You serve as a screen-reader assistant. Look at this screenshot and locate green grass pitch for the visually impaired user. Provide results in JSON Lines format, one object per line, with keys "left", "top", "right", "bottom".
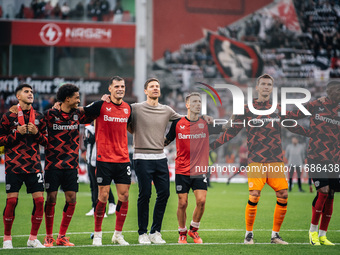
{"left": 0, "top": 182, "right": 339, "bottom": 254}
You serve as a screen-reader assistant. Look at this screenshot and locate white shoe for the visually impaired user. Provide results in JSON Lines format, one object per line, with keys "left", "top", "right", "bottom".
{"left": 149, "top": 231, "right": 166, "bottom": 244}
{"left": 86, "top": 208, "right": 94, "bottom": 216}
{"left": 92, "top": 232, "right": 102, "bottom": 246}
{"left": 3, "top": 240, "right": 13, "bottom": 249}
{"left": 27, "top": 239, "right": 45, "bottom": 248}
{"left": 138, "top": 233, "right": 151, "bottom": 244}
{"left": 112, "top": 233, "right": 129, "bottom": 245}
{"left": 104, "top": 213, "right": 108, "bottom": 218}
{"left": 108, "top": 203, "right": 116, "bottom": 215}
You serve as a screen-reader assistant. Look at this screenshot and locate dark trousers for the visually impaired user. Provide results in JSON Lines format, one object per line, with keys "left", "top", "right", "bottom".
{"left": 288, "top": 165, "right": 302, "bottom": 190}
{"left": 134, "top": 158, "right": 170, "bottom": 235}
{"left": 87, "top": 164, "right": 115, "bottom": 208}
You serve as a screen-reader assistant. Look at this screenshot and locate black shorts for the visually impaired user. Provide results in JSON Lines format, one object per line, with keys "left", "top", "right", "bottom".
{"left": 96, "top": 161, "right": 131, "bottom": 186}
{"left": 45, "top": 169, "right": 79, "bottom": 192}
{"left": 308, "top": 158, "right": 340, "bottom": 191}
{"left": 6, "top": 173, "right": 44, "bottom": 194}
{"left": 175, "top": 174, "right": 207, "bottom": 194}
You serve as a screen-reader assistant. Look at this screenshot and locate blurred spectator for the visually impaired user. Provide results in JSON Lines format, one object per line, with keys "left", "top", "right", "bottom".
{"left": 52, "top": 3, "right": 61, "bottom": 19}
{"left": 43, "top": 1, "right": 53, "bottom": 18}
{"left": 15, "top": 4, "right": 25, "bottom": 19}
{"left": 164, "top": 49, "right": 172, "bottom": 64}
{"left": 87, "top": 0, "right": 96, "bottom": 18}
{"left": 100, "top": 0, "right": 110, "bottom": 15}
{"left": 74, "top": 1, "right": 85, "bottom": 19}
{"left": 113, "top": 0, "right": 123, "bottom": 23}
{"left": 61, "top": 2, "right": 71, "bottom": 20}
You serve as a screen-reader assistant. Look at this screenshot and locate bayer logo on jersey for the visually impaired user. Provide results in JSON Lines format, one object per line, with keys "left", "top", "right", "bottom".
{"left": 176, "top": 185, "right": 182, "bottom": 191}
{"left": 124, "top": 108, "right": 129, "bottom": 114}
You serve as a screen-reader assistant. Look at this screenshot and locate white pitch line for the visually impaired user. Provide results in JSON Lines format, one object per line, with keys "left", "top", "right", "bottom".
{"left": 2, "top": 242, "right": 340, "bottom": 250}
{"left": 2, "top": 229, "right": 339, "bottom": 238}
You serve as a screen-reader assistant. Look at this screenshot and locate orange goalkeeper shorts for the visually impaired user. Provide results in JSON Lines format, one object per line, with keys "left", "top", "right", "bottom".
{"left": 247, "top": 162, "right": 288, "bottom": 192}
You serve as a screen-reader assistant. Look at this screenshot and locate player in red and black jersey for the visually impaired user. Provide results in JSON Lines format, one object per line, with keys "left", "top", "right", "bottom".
{"left": 210, "top": 74, "right": 309, "bottom": 244}
{"left": 0, "top": 84, "right": 47, "bottom": 249}
{"left": 164, "top": 93, "right": 224, "bottom": 244}
{"left": 43, "top": 84, "right": 94, "bottom": 247}
{"left": 286, "top": 81, "right": 340, "bottom": 246}
{"left": 84, "top": 76, "right": 132, "bottom": 246}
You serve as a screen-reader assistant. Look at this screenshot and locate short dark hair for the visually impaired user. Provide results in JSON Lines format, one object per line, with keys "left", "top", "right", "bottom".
{"left": 185, "top": 92, "right": 201, "bottom": 103}
{"left": 144, "top": 78, "right": 160, "bottom": 90}
{"left": 326, "top": 81, "right": 340, "bottom": 88}
{"left": 256, "top": 74, "right": 274, "bottom": 86}
{"left": 15, "top": 84, "right": 32, "bottom": 96}
{"left": 57, "top": 83, "right": 79, "bottom": 102}
{"left": 110, "top": 76, "right": 124, "bottom": 85}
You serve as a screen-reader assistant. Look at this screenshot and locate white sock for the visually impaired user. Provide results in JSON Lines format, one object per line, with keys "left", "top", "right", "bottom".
{"left": 114, "top": 230, "right": 122, "bottom": 236}
{"left": 178, "top": 226, "right": 187, "bottom": 233}
{"left": 319, "top": 230, "right": 326, "bottom": 237}
{"left": 245, "top": 231, "right": 253, "bottom": 238}
{"left": 309, "top": 224, "right": 318, "bottom": 232}
{"left": 271, "top": 231, "right": 279, "bottom": 238}
{"left": 190, "top": 221, "right": 200, "bottom": 229}
{"left": 94, "top": 231, "right": 102, "bottom": 238}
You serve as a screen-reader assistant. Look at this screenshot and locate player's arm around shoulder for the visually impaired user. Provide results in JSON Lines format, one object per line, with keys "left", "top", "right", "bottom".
{"left": 164, "top": 118, "right": 180, "bottom": 146}
{"left": 0, "top": 111, "right": 23, "bottom": 147}
{"left": 83, "top": 100, "right": 104, "bottom": 118}
{"left": 33, "top": 111, "right": 48, "bottom": 146}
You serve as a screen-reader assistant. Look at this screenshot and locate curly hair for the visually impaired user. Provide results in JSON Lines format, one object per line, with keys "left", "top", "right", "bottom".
{"left": 57, "top": 83, "right": 79, "bottom": 102}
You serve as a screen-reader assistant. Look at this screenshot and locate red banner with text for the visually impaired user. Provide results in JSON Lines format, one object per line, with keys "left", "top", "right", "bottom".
{"left": 11, "top": 21, "right": 135, "bottom": 48}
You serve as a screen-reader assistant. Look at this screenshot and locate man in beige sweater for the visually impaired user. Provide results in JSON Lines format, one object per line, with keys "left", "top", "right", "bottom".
{"left": 129, "top": 78, "right": 182, "bottom": 244}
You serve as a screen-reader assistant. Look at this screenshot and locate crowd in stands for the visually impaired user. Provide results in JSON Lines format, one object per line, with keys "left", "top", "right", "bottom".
{"left": 157, "top": 0, "right": 340, "bottom": 97}
{"left": 0, "top": 0, "right": 133, "bottom": 23}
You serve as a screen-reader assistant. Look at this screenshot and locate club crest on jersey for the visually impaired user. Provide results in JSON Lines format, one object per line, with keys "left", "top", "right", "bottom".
{"left": 35, "top": 119, "right": 39, "bottom": 125}
{"left": 318, "top": 107, "right": 325, "bottom": 112}
{"left": 106, "top": 107, "right": 111, "bottom": 112}
{"left": 73, "top": 115, "right": 78, "bottom": 121}
{"left": 124, "top": 108, "right": 128, "bottom": 114}
{"left": 198, "top": 123, "right": 204, "bottom": 129}
{"left": 180, "top": 125, "right": 185, "bottom": 129}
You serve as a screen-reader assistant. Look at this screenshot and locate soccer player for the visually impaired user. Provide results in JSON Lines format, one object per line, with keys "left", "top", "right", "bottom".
{"left": 285, "top": 81, "right": 340, "bottom": 246}
{"left": 210, "top": 74, "right": 308, "bottom": 244}
{"left": 84, "top": 76, "right": 131, "bottom": 246}
{"left": 84, "top": 123, "right": 116, "bottom": 217}
{"left": 164, "top": 92, "right": 224, "bottom": 244}
{"left": 129, "top": 78, "right": 182, "bottom": 244}
{"left": 285, "top": 136, "right": 306, "bottom": 192}
{"left": 43, "top": 84, "right": 94, "bottom": 247}
{"left": 0, "top": 84, "right": 47, "bottom": 249}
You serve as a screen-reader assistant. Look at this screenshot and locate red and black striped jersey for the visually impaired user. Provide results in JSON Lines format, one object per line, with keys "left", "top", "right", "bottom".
{"left": 84, "top": 100, "right": 131, "bottom": 163}
{"left": 166, "top": 117, "right": 222, "bottom": 176}
{"left": 0, "top": 110, "right": 47, "bottom": 174}
{"left": 210, "top": 99, "right": 308, "bottom": 164}
{"left": 44, "top": 108, "right": 94, "bottom": 171}
{"left": 286, "top": 97, "right": 340, "bottom": 162}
